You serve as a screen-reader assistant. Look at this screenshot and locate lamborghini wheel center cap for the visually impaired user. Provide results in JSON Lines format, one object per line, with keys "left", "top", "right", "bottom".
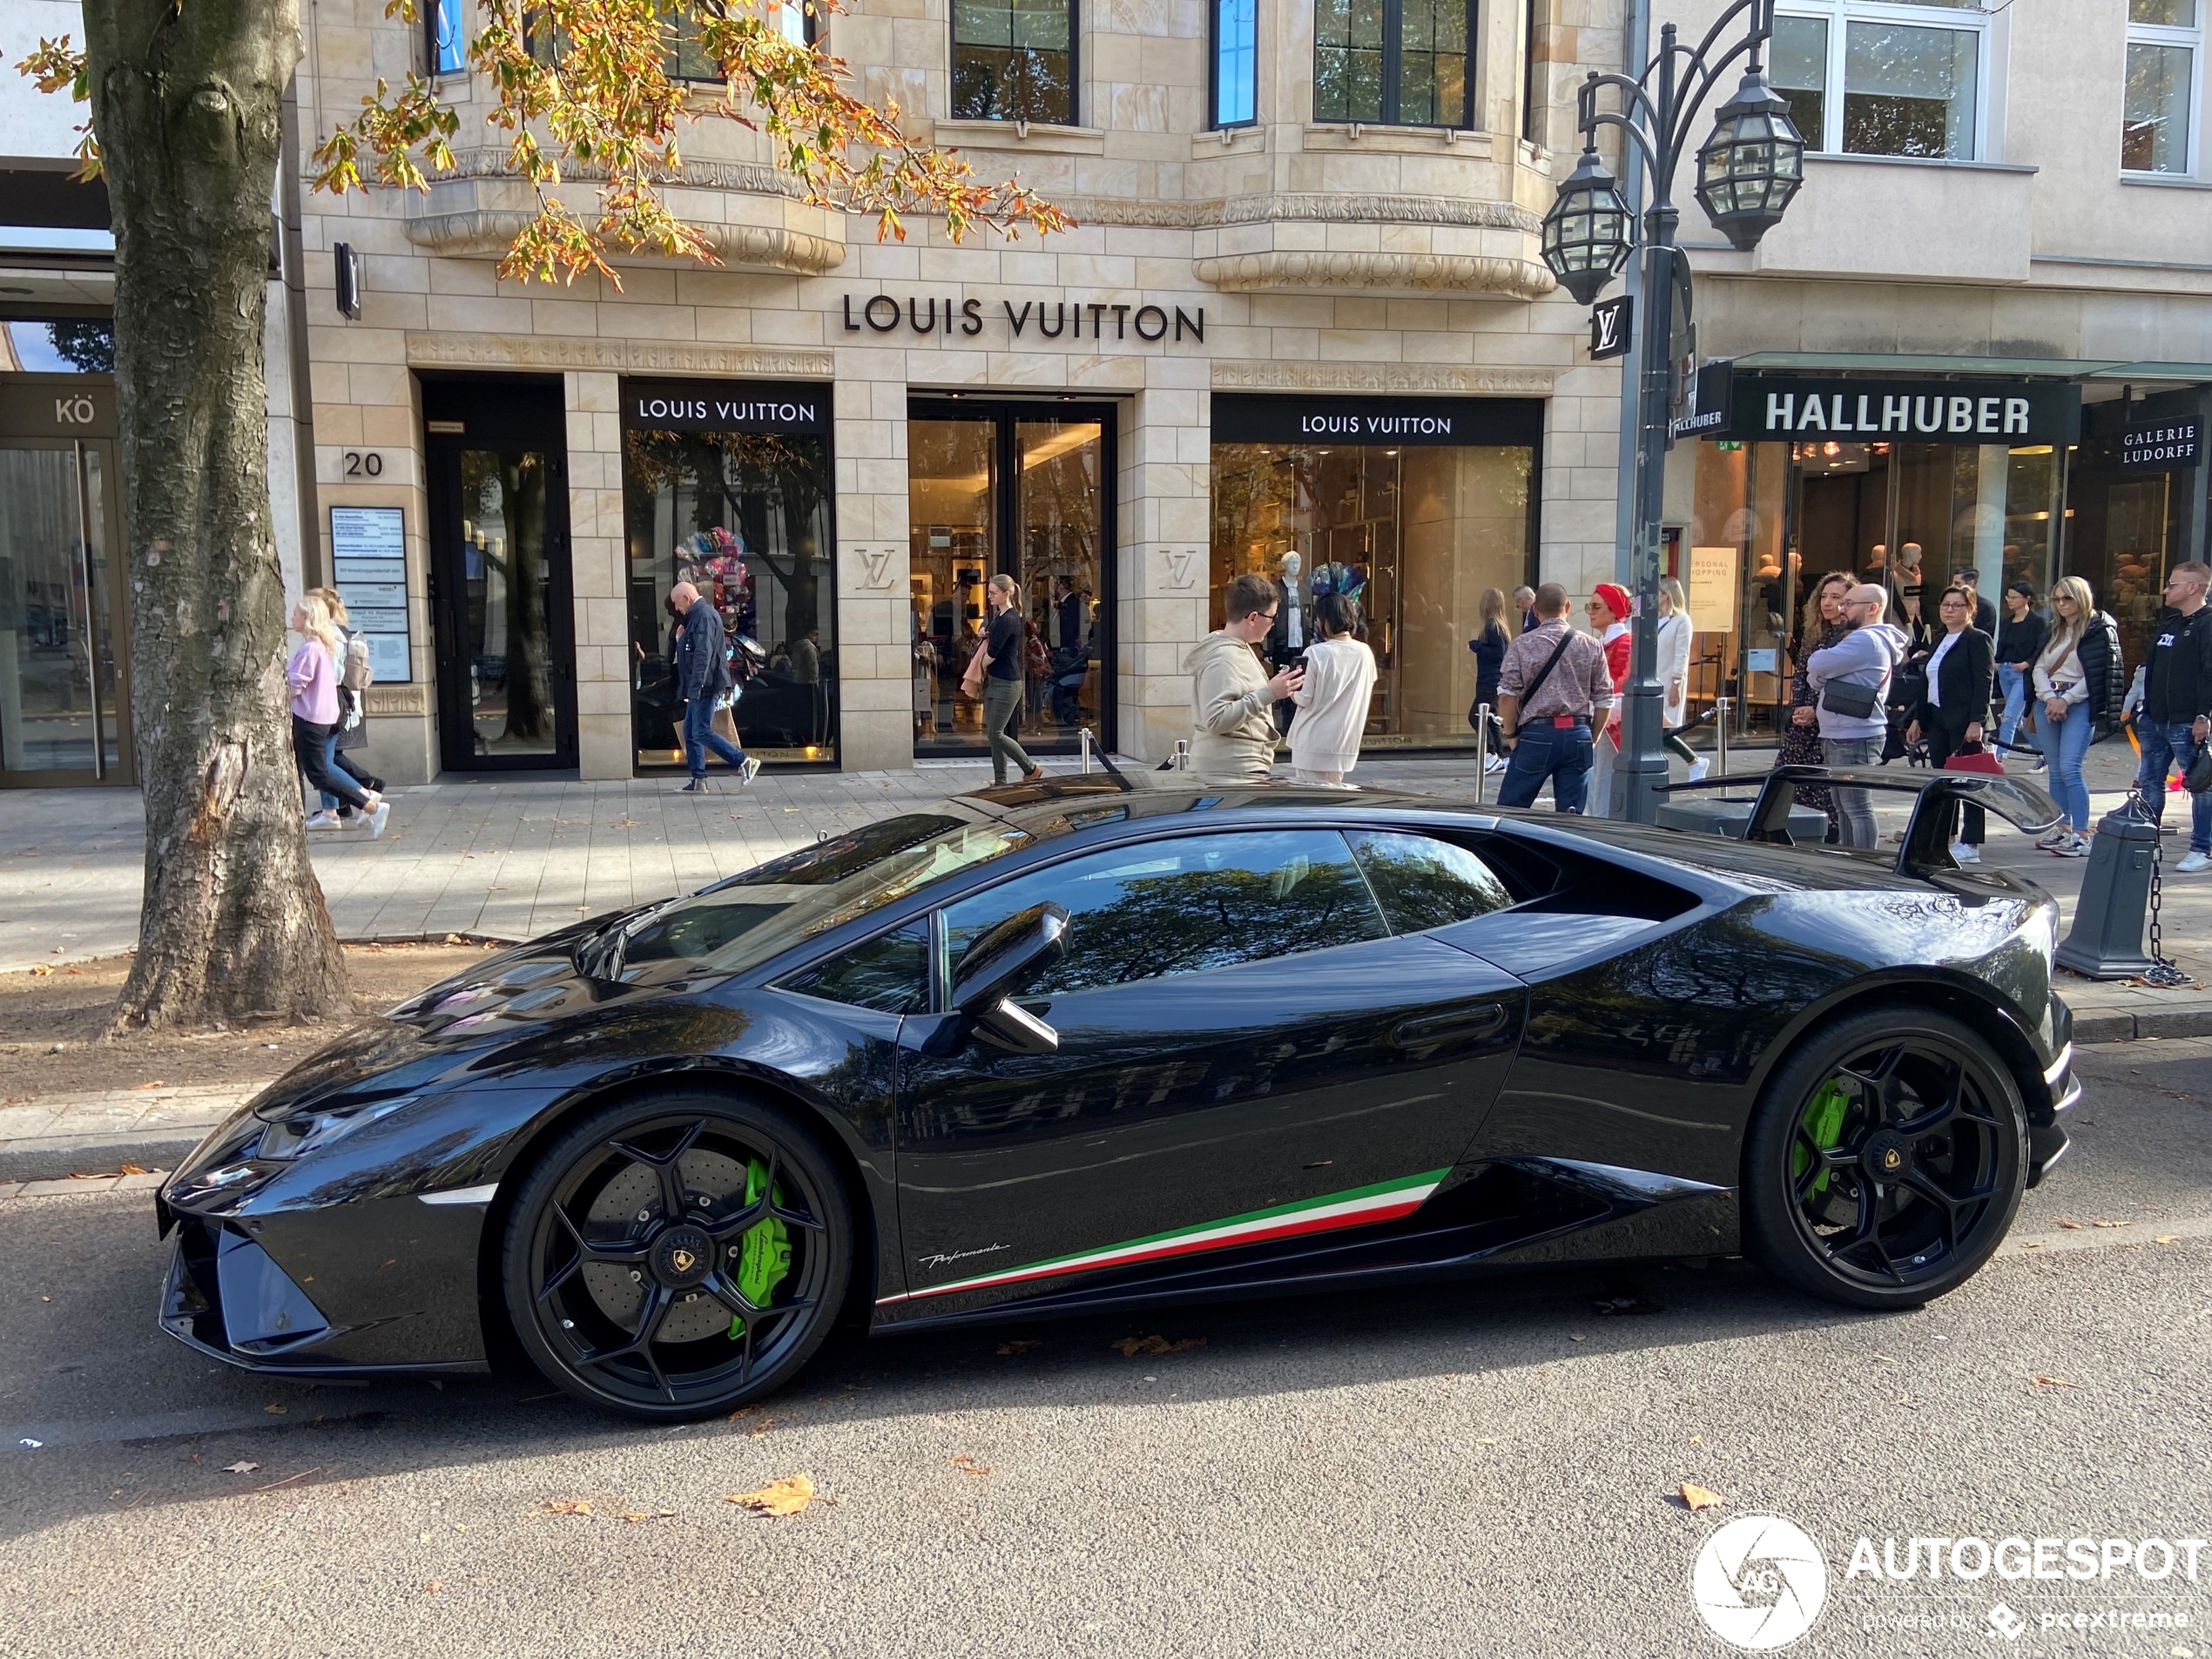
{"left": 652, "top": 1225, "right": 714, "bottom": 1289}
{"left": 1862, "top": 1131, "right": 1911, "bottom": 1182}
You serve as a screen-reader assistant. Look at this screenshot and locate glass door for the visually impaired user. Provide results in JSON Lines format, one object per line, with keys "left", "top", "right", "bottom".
{"left": 0, "top": 438, "right": 130, "bottom": 785}
{"left": 425, "top": 382, "right": 577, "bottom": 772}
{"left": 907, "top": 400, "right": 1113, "bottom": 759}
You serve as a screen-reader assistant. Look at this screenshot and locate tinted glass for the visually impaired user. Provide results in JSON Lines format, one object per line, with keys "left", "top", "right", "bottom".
{"left": 1216, "top": 0, "right": 1257, "bottom": 125}
{"left": 780, "top": 918, "right": 930, "bottom": 1014}
{"left": 952, "top": 0, "right": 1074, "bottom": 121}
{"left": 2123, "top": 41, "right": 2194, "bottom": 172}
{"left": 713, "top": 814, "right": 963, "bottom": 888}
{"left": 1843, "top": 21, "right": 1977, "bottom": 159}
{"left": 941, "top": 830, "right": 1388, "bottom": 998}
{"left": 1346, "top": 830, "right": 1514, "bottom": 932}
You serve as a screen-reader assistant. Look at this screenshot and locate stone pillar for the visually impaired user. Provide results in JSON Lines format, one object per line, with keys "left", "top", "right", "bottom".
{"left": 565, "top": 370, "right": 631, "bottom": 780}
{"left": 833, "top": 355, "right": 914, "bottom": 772}
{"left": 1120, "top": 372, "right": 1211, "bottom": 763}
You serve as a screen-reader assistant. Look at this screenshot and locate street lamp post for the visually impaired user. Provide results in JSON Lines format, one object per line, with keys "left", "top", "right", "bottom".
{"left": 1539, "top": 0, "right": 1806, "bottom": 823}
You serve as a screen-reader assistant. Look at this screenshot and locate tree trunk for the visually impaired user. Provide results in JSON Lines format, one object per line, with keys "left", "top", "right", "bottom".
{"left": 83, "top": 0, "right": 348, "bottom": 1028}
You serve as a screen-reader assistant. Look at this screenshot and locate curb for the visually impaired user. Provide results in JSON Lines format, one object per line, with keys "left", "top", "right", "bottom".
{"left": 0, "top": 1133, "right": 214, "bottom": 1185}
{"left": 2068, "top": 1005, "right": 2212, "bottom": 1044}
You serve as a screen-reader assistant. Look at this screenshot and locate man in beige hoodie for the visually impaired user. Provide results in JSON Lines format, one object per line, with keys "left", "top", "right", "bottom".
{"left": 1184, "top": 571, "right": 1305, "bottom": 782}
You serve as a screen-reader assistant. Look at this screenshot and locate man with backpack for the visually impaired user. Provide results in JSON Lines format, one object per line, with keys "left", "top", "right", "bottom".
{"left": 671, "top": 581, "right": 759, "bottom": 792}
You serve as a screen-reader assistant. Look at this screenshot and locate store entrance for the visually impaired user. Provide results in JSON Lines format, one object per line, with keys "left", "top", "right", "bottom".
{"left": 907, "top": 399, "right": 1114, "bottom": 759}
{"left": 0, "top": 422, "right": 130, "bottom": 787}
{"left": 423, "top": 379, "right": 577, "bottom": 772}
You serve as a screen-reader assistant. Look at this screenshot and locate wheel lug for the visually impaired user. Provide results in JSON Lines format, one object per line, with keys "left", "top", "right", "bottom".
{"left": 560, "top": 1319, "right": 574, "bottom": 1330}
{"left": 637, "top": 1210, "right": 651, "bottom": 1223}
{"left": 630, "top": 1270, "right": 642, "bottom": 1282}
{"left": 684, "top": 1292, "right": 697, "bottom": 1303}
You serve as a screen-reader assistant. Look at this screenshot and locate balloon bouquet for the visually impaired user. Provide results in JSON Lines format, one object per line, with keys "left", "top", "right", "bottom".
{"left": 679, "top": 526, "right": 756, "bottom": 642}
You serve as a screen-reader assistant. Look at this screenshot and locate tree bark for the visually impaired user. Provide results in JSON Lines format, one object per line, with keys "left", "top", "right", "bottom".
{"left": 83, "top": 0, "right": 348, "bottom": 1028}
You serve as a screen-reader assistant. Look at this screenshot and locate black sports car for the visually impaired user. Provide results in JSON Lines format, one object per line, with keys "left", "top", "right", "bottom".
{"left": 158, "top": 768, "right": 2080, "bottom": 1420}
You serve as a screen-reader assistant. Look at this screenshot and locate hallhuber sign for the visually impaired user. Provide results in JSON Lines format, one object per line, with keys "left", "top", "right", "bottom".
{"left": 1719, "top": 374, "right": 2080, "bottom": 446}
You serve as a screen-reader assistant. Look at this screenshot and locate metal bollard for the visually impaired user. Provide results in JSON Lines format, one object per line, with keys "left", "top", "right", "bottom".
{"left": 1715, "top": 694, "right": 1730, "bottom": 778}
{"left": 2054, "top": 792, "right": 2160, "bottom": 979}
{"left": 1172, "top": 738, "right": 1190, "bottom": 772}
{"left": 1473, "top": 701, "right": 1491, "bottom": 806}
{"left": 1079, "top": 725, "right": 1094, "bottom": 774}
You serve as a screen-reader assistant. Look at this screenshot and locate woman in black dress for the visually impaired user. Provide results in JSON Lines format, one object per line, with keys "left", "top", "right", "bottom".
{"left": 1782, "top": 572, "right": 1856, "bottom": 840}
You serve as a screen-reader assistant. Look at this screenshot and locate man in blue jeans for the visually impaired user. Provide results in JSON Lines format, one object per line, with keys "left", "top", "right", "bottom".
{"left": 2136, "top": 560, "right": 2212, "bottom": 873}
{"left": 1495, "top": 583, "right": 1616, "bottom": 813}
{"left": 671, "top": 581, "right": 760, "bottom": 793}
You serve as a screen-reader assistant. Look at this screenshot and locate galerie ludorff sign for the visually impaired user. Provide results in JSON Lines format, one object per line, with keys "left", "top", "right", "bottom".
{"left": 2121, "top": 418, "right": 2202, "bottom": 469}
{"left": 1719, "top": 374, "right": 2080, "bottom": 446}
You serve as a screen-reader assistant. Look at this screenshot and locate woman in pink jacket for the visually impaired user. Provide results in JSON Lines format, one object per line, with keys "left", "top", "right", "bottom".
{"left": 290, "top": 594, "right": 388, "bottom": 837}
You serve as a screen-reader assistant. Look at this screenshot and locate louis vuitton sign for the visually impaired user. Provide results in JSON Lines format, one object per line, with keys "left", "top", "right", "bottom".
{"left": 841, "top": 293, "right": 1204, "bottom": 343}
{"left": 1721, "top": 374, "right": 2080, "bottom": 446}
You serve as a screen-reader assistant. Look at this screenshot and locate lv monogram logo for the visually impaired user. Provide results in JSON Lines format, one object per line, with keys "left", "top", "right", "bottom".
{"left": 1163, "top": 550, "right": 1197, "bottom": 590}
{"left": 860, "top": 549, "right": 895, "bottom": 588}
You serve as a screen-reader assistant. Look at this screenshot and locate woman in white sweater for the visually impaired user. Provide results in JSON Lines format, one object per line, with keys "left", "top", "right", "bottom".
{"left": 1289, "top": 592, "right": 1377, "bottom": 786}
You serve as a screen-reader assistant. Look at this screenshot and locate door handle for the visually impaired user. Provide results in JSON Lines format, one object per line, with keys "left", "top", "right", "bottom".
{"left": 1391, "top": 1002, "right": 1511, "bottom": 1050}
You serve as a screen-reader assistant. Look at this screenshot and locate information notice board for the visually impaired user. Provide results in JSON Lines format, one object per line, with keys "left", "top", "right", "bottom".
{"left": 327, "top": 506, "right": 411, "bottom": 683}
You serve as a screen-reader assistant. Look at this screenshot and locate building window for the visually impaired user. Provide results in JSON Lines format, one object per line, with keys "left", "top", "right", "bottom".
{"left": 2126, "top": 0, "right": 2200, "bottom": 173}
{"left": 1772, "top": 2, "right": 1986, "bottom": 161}
{"left": 665, "top": 3, "right": 813, "bottom": 81}
{"left": 952, "top": 0, "right": 1076, "bottom": 124}
{"left": 428, "top": 0, "right": 466, "bottom": 73}
{"left": 1314, "top": 0, "right": 1474, "bottom": 128}
{"left": 1213, "top": 0, "right": 1258, "bottom": 126}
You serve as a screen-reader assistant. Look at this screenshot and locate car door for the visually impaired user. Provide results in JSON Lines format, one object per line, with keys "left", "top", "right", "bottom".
{"left": 888, "top": 826, "right": 1527, "bottom": 1314}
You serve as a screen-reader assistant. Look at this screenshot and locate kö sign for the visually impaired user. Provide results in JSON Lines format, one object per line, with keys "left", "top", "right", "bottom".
{"left": 842, "top": 293, "right": 1204, "bottom": 344}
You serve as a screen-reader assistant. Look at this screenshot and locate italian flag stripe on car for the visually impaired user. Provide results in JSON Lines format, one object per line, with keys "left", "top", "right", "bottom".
{"left": 880, "top": 1168, "right": 1450, "bottom": 1304}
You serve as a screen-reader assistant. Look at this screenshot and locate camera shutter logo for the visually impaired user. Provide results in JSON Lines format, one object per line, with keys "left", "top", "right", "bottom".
{"left": 1690, "top": 1514, "right": 1829, "bottom": 1650}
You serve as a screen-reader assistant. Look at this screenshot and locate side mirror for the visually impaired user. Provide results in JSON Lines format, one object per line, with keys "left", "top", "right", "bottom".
{"left": 949, "top": 902, "right": 1069, "bottom": 1054}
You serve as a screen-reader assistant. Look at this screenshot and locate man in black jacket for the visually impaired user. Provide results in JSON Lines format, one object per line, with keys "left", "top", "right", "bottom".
{"left": 2136, "top": 560, "right": 2212, "bottom": 872}
{"left": 1994, "top": 579, "right": 2047, "bottom": 759}
{"left": 672, "top": 581, "right": 759, "bottom": 792}
{"left": 1955, "top": 568, "right": 1999, "bottom": 638}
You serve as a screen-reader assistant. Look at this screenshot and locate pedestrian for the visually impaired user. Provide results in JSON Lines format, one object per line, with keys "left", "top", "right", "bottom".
{"left": 1905, "top": 584, "right": 1995, "bottom": 865}
{"left": 671, "top": 579, "right": 759, "bottom": 792}
{"left": 1885, "top": 543, "right": 1927, "bottom": 644}
{"left": 1495, "top": 582, "right": 1615, "bottom": 814}
{"left": 1656, "top": 575, "right": 1704, "bottom": 781}
{"left": 1290, "top": 592, "right": 1378, "bottom": 786}
{"left": 1955, "top": 567, "right": 1999, "bottom": 637}
{"left": 1994, "top": 578, "right": 2047, "bottom": 759}
{"left": 2134, "top": 559, "right": 2212, "bottom": 873}
{"left": 1468, "top": 586, "right": 1510, "bottom": 772}
{"left": 2032, "top": 577, "right": 2123, "bottom": 856}
{"left": 1587, "top": 583, "right": 1632, "bottom": 817}
{"left": 1807, "top": 583, "right": 1909, "bottom": 848}
{"left": 1782, "top": 574, "right": 1856, "bottom": 840}
{"left": 1184, "top": 571, "right": 1305, "bottom": 784}
{"left": 288, "top": 594, "right": 388, "bottom": 837}
{"left": 981, "top": 572, "right": 1044, "bottom": 786}
{"left": 313, "top": 586, "right": 384, "bottom": 821}
{"left": 1512, "top": 584, "right": 1538, "bottom": 636}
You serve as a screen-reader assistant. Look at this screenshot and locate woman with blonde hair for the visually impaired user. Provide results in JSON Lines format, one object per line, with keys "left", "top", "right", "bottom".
{"left": 1467, "top": 586, "right": 1511, "bottom": 772}
{"left": 1782, "top": 572, "right": 1856, "bottom": 840}
{"left": 1656, "top": 575, "right": 1703, "bottom": 779}
{"left": 2033, "top": 575, "right": 2124, "bottom": 855}
{"left": 290, "top": 593, "right": 387, "bottom": 836}
{"left": 312, "top": 586, "right": 383, "bottom": 819}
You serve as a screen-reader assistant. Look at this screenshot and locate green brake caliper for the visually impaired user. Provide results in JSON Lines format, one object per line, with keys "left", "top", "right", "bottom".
{"left": 729, "top": 1157, "right": 792, "bottom": 1339}
{"left": 1792, "top": 1082, "right": 1851, "bottom": 1197}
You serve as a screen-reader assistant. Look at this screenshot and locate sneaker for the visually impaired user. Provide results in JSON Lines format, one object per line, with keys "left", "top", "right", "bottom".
{"left": 1483, "top": 753, "right": 1508, "bottom": 775}
{"left": 679, "top": 778, "right": 706, "bottom": 793}
{"left": 2052, "top": 834, "right": 2090, "bottom": 858}
{"left": 2176, "top": 850, "right": 2212, "bottom": 873}
{"left": 368, "top": 800, "right": 390, "bottom": 840}
{"left": 2035, "top": 826, "right": 2071, "bottom": 849}
{"left": 1949, "top": 840, "right": 1980, "bottom": 864}
{"left": 1686, "top": 759, "right": 1709, "bottom": 783}
{"left": 304, "top": 810, "right": 341, "bottom": 831}
{"left": 739, "top": 756, "right": 763, "bottom": 786}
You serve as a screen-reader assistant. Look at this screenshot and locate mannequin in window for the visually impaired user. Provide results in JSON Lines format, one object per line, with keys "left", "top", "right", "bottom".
{"left": 1268, "top": 550, "right": 1308, "bottom": 733}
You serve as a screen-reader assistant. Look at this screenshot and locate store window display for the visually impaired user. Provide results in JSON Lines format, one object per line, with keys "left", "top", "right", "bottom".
{"left": 620, "top": 381, "right": 834, "bottom": 768}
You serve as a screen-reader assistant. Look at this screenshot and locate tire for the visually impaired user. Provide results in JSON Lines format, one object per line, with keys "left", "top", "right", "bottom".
{"left": 502, "top": 1089, "right": 853, "bottom": 1420}
{"left": 1743, "top": 1005, "right": 2026, "bottom": 1311}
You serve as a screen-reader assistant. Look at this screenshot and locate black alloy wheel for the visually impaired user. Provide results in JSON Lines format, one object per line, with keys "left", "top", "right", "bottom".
{"left": 503, "top": 1090, "right": 852, "bottom": 1419}
{"left": 1743, "top": 1007, "right": 2026, "bottom": 1310}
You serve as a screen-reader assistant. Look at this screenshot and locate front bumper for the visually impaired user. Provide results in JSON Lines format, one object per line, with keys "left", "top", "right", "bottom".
{"left": 2025, "top": 999, "right": 2080, "bottom": 1190}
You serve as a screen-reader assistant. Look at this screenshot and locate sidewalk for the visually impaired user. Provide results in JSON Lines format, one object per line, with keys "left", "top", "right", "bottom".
{"left": 2, "top": 745, "right": 2207, "bottom": 1179}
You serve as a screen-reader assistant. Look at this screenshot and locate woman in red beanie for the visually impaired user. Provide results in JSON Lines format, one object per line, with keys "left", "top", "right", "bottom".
{"left": 1586, "top": 583, "right": 1633, "bottom": 815}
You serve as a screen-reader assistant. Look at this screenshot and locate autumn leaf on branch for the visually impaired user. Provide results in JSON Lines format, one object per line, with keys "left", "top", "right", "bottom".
{"left": 311, "top": 0, "right": 1072, "bottom": 289}
{"left": 10, "top": 35, "right": 99, "bottom": 179}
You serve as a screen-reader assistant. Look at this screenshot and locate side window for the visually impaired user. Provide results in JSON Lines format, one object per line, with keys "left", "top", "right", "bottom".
{"left": 1345, "top": 829, "right": 1514, "bottom": 933}
{"left": 941, "top": 831, "right": 1389, "bottom": 999}
{"left": 779, "top": 919, "right": 930, "bottom": 1015}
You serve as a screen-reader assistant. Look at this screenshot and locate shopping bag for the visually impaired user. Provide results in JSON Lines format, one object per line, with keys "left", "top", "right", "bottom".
{"left": 1942, "top": 742, "right": 2005, "bottom": 778}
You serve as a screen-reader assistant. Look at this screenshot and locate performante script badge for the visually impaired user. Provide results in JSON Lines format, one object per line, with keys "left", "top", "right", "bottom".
{"left": 1691, "top": 1514, "right": 1829, "bottom": 1650}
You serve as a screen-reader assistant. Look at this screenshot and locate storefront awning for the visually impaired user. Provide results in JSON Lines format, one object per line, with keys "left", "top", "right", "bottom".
{"left": 1729, "top": 351, "right": 2212, "bottom": 383}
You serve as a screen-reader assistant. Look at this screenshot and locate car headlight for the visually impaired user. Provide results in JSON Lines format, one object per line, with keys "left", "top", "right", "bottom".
{"left": 254, "top": 1095, "right": 421, "bottom": 1161}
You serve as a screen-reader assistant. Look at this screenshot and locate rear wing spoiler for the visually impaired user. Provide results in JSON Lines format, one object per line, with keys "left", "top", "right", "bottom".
{"left": 1656, "top": 766, "right": 2064, "bottom": 877}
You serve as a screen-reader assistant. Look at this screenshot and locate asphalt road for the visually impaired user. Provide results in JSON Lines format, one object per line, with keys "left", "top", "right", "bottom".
{"left": 3, "top": 1042, "right": 2209, "bottom": 1659}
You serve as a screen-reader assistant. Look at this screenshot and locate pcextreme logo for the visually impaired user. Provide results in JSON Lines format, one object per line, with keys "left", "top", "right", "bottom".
{"left": 1690, "top": 1514, "right": 1831, "bottom": 1650}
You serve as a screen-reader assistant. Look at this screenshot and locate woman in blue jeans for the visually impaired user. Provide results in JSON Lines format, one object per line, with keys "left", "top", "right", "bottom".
{"left": 2032, "top": 577, "right": 2121, "bottom": 855}
{"left": 1993, "top": 579, "right": 2047, "bottom": 756}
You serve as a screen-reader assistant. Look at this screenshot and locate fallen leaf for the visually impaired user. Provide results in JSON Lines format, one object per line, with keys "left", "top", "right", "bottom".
{"left": 746, "top": 1418, "right": 776, "bottom": 1437}
{"left": 726, "top": 1406, "right": 758, "bottom": 1422}
{"left": 996, "top": 1339, "right": 1042, "bottom": 1355}
{"left": 30, "top": 964, "right": 51, "bottom": 976}
{"left": 2057, "top": 1219, "right": 2082, "bottom": 1230}
{"left": 2030, "top": 1374, "right": 2076, "bottom": 1389}
{"left": 2155, "top": 1234, "right": 2180, "bottom": 1244}
{"left": 543, "top": 1499, "right": 593, "bottom": 1517}
{"left": 1110, "top": 1334, "right": 1206, "bottom": 1357}
{"left": 264, "top": 1404, "right": 288, "bottom": 1416}
{"left": 948, "top": 1454, "right": 992, "bottom": 1477}
{"left": 1679, "top": 1482, "right": 1725, "bottom": 1512}
{"left": 1688, "top": 1434, "right": 1703, "bottom": 1445}
{"left": 1568, "top": 1333, "right": 1586, "bottom": 1342}
{"left": 727, "top": 1474, "right": 815, "bottom": 1516}
{"left": 618, "top": 1510, "right": 650, "bottom": 1523}
{"left": 224, "top": 1460, "right": 260, "bottom": 1474}
{"left": 1475, "top": 1437, "right": 1498, "bottom": 1447}
{"left": 2022, "top": 1241, "right": 2045, "bottom": 1251}
{"left": 423, "top": 1579, "right": 443, "bottom": 1593}
{"left": 129, "top": 1080, "right": 166, "bottom": 1091}
{"left": 118, "top": 1163, "right": 147, "bottom": 1177}
{"left": 2092, "top": 1219, "right": 2124, "bottom": 1229}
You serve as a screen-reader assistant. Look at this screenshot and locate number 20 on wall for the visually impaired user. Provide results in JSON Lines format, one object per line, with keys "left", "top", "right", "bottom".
{"left": 342, "top": 450, "right": 384, "bottom": 477}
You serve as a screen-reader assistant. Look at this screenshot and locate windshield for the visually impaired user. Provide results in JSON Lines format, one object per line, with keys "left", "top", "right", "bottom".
{"left": 604, "top": 817, "right": 1034, "bottom": 979}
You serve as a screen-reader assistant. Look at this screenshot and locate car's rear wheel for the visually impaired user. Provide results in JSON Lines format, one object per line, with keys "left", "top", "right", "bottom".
{"left": 1743, "top": 1006, "right": 2026, "bottom": 1310}
{"left": 502, "top": 1089, "right": 852, "bottom": 1420}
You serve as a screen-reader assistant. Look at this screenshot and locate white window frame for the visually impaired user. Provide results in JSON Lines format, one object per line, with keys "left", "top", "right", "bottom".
{"left": 2123, "top": 3, "right": 2204, "bottom": 178}
{"left": 1775, "top": 0, "right": 1993, "bottom": 164}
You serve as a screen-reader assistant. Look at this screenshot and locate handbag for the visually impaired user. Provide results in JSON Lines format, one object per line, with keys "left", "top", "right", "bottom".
{"left": 2187, "top": 742, "right": 2212, "bottom": 794}
{"left": 959, "top": 639, "right": 989, "bottom": 702}
{"left": 1942, "top": 740, "right": 2006, "bottom": 778}
{"left": 1817, "top": 678, "right": 1882, "bottom": 721}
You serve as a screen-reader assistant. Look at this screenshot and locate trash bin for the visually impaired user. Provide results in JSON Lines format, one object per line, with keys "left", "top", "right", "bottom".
{"left": 1656, "top": 795, "right": 1831, "bottom": 844}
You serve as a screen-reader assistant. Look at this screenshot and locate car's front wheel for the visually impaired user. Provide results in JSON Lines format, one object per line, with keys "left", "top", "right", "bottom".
{"left": 503, "top": 1089, "right": 853, "bottom": 1420}
{"left": 1743, "top": 1006, "right": 2027, "bottom": 1310}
